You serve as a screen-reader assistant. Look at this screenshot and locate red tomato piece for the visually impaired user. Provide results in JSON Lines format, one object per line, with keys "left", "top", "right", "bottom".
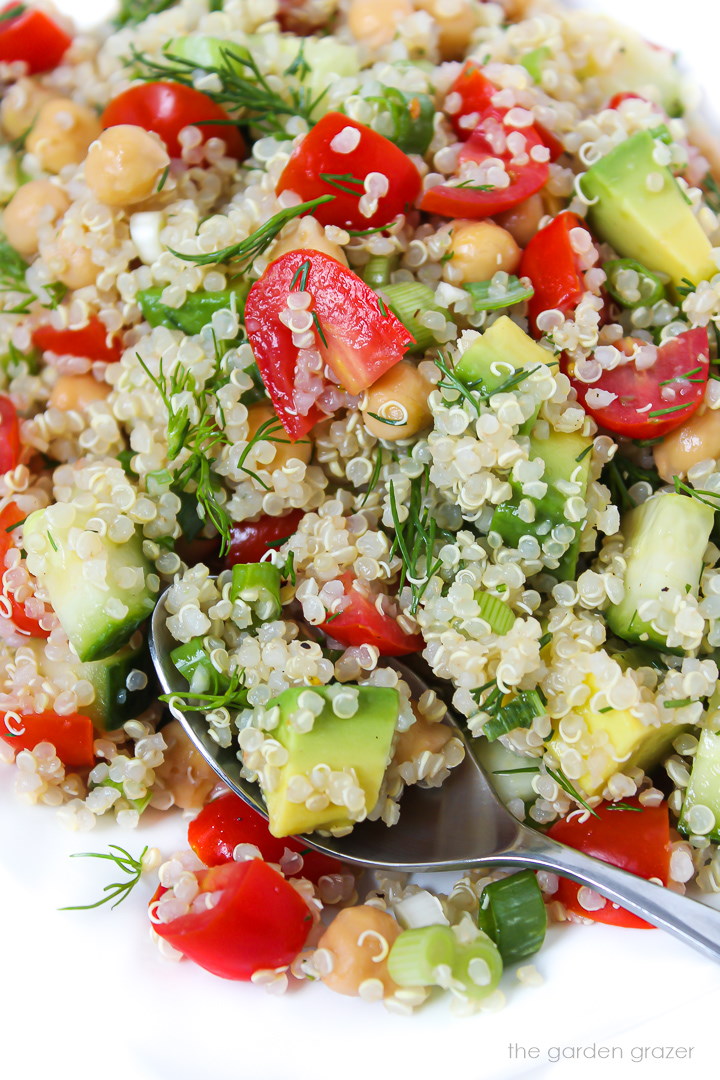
{"left": 319, "top": 574, "right": 424, "bottom": 657}
{"left": 0, "top": 394, "right": 20, "bottom": 474}
{"left": 188, "top": 791, "right": 344, "bottom": 882}
{"left": 151, "top": 859, "right": 312, "bottom": 979}
{"left": 245, "top": 249, "right": 412, "bottom": 438}
{"left": 446, "top": 61, "right": 497, "bottom": 139}
{"left": 548, "top": 797, "right": 671, "bottom": 928}
{"left": 0, "top": 501, "right": 50, "bottom": 638}
{"left": 520, "top": 211, "right": 588, "bottom": 337}
{"left": 0, "top": 4, "right": 72, "bottom": 74}
{"left": 276, "top": 112, "right": 422, "bottom": 231}
{"left": 32, "top": 317, "right": 123, "bottom": 363}
{"left": 420, "top": 107, "right": 550, "bottom": 220}
{"left": 101, "top": 82, "right": 245, "bottom": 160}
{"left": 225, "top": 508, "right": 304, "bottom": 566}
{"left": 534, "top": 121, "right": 565, "bottom": 162}
{"left": 0, "top": 710, "right": 94, "bottom": 767}
{"left": 570, "top": 328, "right": 710, "bottom": 440}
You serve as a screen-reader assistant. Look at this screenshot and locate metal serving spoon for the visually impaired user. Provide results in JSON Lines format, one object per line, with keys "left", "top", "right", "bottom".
{"left": 150, "top": 587, "right": 720, "bottom": 963}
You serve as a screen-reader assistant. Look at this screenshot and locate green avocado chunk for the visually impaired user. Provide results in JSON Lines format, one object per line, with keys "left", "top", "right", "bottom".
{"left": 262, "top": 684, "right": 399, "bottom": 837}
{"left": 679, "top": 729, "right": 720, "bottom": 842}
{"left": 582, "top": 130, "right": 716, "bottom": 294}
{"left": 491, "top": 427, "right": 593, "bottom": 580}
{"left": 23, "top": 508, "right": 156, "bottom": 662}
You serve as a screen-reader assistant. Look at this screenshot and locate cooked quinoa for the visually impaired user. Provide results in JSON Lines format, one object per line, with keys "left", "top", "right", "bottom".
{"left": 2, "top": 0, "right": 720, "bottom": 1015}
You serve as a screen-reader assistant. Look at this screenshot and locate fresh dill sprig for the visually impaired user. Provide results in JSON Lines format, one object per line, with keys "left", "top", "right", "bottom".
{"left": 606, "top": 802, "right": 644, "bottom": 812}
{"left": 235, "top": 415, "right": 298, "bottom": 491}
{"left": 545, "top": 765, "right": 600, "bottom": 818}
{"left": 128, "top": 42, "right": 327, "bottom": 136}
{"left": 319, "top": 172, "right": 365, "bottom": 196}
{"left": 453, "top": 180, "right": 495, "bottom": 191}
{"left": 168, "top": 195, "right": 334, "bottom": 268}
{"left": 388, "top": 467, "right": 443, "bottom": 616}
{"left": 433, "top": 351, "right": 483, "bottom": 414}
{"left": 0, "top": 236, "right": 34, "bottom": 313}
{"left": 673, "top": 475, "right": 720, "bottom": 511}
{"left": 360, "top": 444, "right": 384, "bottom": 508}
{"left": 60, "top": 845, "right": 149, "bottom": 911}
{"left": 703, "top": 173, "right": 720, "bottom": 214}
{"left": 114, "top": 0, "right": 177, "bottom": 27}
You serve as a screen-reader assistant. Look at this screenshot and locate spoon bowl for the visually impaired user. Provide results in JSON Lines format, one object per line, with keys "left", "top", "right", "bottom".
{"left": 150, "top": 586, "right": 720, "bottom": 962}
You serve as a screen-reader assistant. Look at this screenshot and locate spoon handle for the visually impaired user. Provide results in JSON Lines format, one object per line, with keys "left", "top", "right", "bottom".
{"left": 502, "top": 826, "right": 720, "bottom": 964}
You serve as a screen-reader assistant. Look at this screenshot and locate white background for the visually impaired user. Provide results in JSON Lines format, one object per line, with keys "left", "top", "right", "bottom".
{"left": 2, "top": 2, "right": 720, "bottom": 1079}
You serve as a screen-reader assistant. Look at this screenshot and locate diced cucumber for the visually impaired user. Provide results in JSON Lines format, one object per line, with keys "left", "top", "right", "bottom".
{"left": 24, "top": 508, "right": 156, "bottom": 663}
{"left": 473, "top": 738, "right": 539, "bottom": 806}
{"left": 491, "top": 427, "right": 593, "bottom": 580}
{"left": 606, "top": 492, "right": 714, "bottom": 650}
{"left": 678, "top": 729, "right": 720, "bottom": 842}
{"left": 171, "top": 637, "right": 229, "bottom": 696}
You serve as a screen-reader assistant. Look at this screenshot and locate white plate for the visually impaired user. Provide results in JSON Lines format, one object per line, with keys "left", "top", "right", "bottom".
{"left": 3, "top": 3, "right": 720, "bottom": 1078}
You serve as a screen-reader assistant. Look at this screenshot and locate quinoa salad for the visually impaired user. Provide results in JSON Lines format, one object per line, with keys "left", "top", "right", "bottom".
{"left": 2, "top": 0, "right": 720, "bottom": 1017}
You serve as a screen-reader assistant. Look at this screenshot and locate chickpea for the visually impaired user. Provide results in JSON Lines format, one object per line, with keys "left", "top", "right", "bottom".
{"left": 347, "top": 0, "right": 413, "bottom": 49}
{"left": 0, "top": 78, "right": 53, "bottom": 140}
{"left": 269, "top": 214, "right": 348, "bottom": 267}
{"left": 316, "top": 905, "right": 401, "bottom": 997}
{"left": 84, "top": 125, "right": 170, "bottom": 208}
{"left": 413, "top": 0, "right": 476, "bottom": 61}
{"left": 246, "top": 400, "right": 313, "bottom": 469}
{"left": 154, "top": 719, "right": 218, "bottom": 810}
{"left": 2, "top": 180, "right": 70, "bottom": 258}
{"left": 26, "top": 98, "right": 102, "bottom": 174}
{"left": 495, "top": 193, "right": 545, "bottom": 248}
{"left": 443, "top": 220, "right": 521, "bottom": 284}
{"left": 49, "top": 374, "right": 110, "bottom": 412}
{"left": 361, "top": 361, "right": 433, "bottom": 441}
{"left": 654, "top": 408, "right": 720, "bottom": 482}
{"left": 42, "top": 235, "right": 99, "bottom": 290}
{"left": 393, "top": 712, "right": 453, "bottom": 767}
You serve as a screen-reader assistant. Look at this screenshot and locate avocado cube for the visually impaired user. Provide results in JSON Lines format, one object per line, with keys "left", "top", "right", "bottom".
{"left": 263, "top": 685, "right": 399, "bottom": 837}
{"left": 455, "top": 316, "right": 552, "bottom": 434}
{"left": 583, "top": 130, "right": 716, "bottom": 294}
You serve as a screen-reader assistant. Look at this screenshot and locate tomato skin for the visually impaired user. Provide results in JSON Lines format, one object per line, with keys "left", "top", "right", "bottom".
{"left": 0, "top": 5, "right": 72, "bottom": 73}
{"left": 0, "top": 501, "right": 50, "bottom": 638}
{"left": 520, "top": 211, "right": 588, "bottom": 336}
{"left": 570, "top": 328, "right": 710, "bottom": 440}
{"left": 151, "top": 859, "right": 312, "bottom": 979}
{"left": 446, "top": 61, "right": 497, "bottom": 139}
{"left": 225, "top": 509, "right": 304, "bottom": 566}
{"left": 319, "top": 574, "right": 424, "bottom": 657}
{"left": 0, "top": 711, "right": 94, "bottom": 768}
{"left": 0, "top": 395, "right": 20, "bottom": 474}
{"left": 245, "top": 249, "right": 411, "bottom": 437}
{"left": 420, "top": 107, "right": 549, "bottom": 220}
{"left": 32, "top": 318, "right": 122, "bottom": 363}
{"left": 607, "top": 91, "right": 648, "bottom": 110}
{"left": 548, "top": 798, "right": 671, "bottom": 929}
{"left": 101, "top": 82, "right": 245, "bottom": 160}
{"left": 188, "top": 791, "right": 344, "bottom": 882}
{"left": 276, "top": 112, "right": 422, "bottom": 231}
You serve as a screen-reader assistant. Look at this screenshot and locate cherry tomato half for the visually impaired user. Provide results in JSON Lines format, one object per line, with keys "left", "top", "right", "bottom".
{"left": 101, "top": 82, "right": 246, "bottom": 160}
{"left": 151, "top": 859, "right": 312, "bottom": 979}
{"left": 0, "top": 501, "right": 50, "bottom": 638}
{"left": 0, "top": 4, "right": 72, "bottom": 74}
{"left": 32, "top": 317, "right": 123, "bottom": 363}
{"left": 188, "top": 791, "right": 344, "bottom": 882}
{"left": 519, "top": 211, "right": 588, "bottom": 337}
{"left": 318, "top": 574, "right": 424, "bottom": 657}
{"left": 548, "top": 797, "right": 670, "bottom": 928}
{"left": 0, "top": 710, "right": 94, "bottom": 767}
{"left": 245, "top": 249, "right": 412, "bottom": 439}
{"left": 225, "top": 509, "right": 304, "bottom": 566}
{"left": 0, "top": 394, "right": 20, "bottom": 474}
{"left": 420, "top": 107, "right": 550, "bottom": 220}
{"left": 445, "top": 61, "right": 497, "bottom": 139}
{"left": 569, "top": 328, "right": 710, "bottom": 440}
{"left": 276, "top": 112, "right": 422, "bottom": 231}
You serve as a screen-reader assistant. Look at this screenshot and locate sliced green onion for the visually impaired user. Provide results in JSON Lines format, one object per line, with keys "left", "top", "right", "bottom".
{"left": 463, "top": 275, "right": 534, "bottom": 313}
{"left": 602, "top": 258, "right": 665, "bottom": 309}
{"left": 362, "top": 255, "right": 398, "bottom": 289}
{"left": 171, "top": 637, "right": 228, "bottom": 696}
{"left": 138, "top": 284, "right": 250, "bottom": 333}
{"left": 475, "top": 591, "right": 516, "bottom": 635}
{"left": 230, "top": 562, "right": 282, "bottom": 620}
{"left": 483, "top": 689, "right": 546, "bottom": 742}
{"left": 520, "top": 46, "right": 552, "bottom": 84}
{"left": 379, "top": 282, "right": 448, "bottom": 353}
{"left": 387, "top": 925, "right": 457, "bottom": 987}
{"left": 451, "top": 933, "right": 503, "bottom": 1000}
{"left": 477, "top": 870, "right": 547, "bottom": 965}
